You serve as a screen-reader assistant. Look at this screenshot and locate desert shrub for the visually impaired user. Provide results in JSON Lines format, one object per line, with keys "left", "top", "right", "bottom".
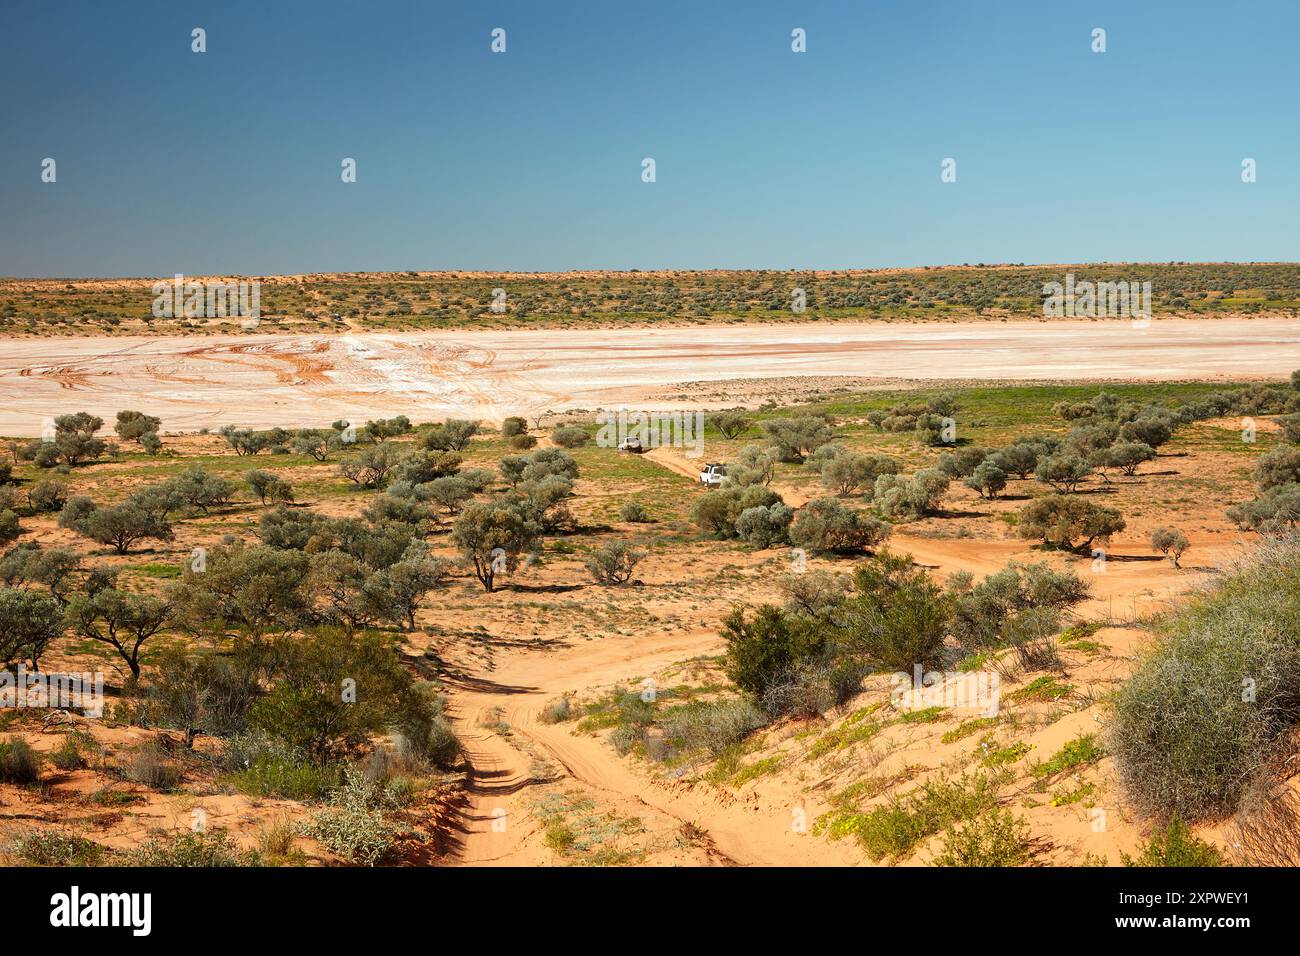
{"left": 1109, "top": 540, "right": 1300, "bottom": 821}
{"left": 690, "top": 484, "right": 781, "bottom": 539}
{"left": 727, "top": 443, "right": 780, "bottom": 486}
{"left": 550, "top": 425, "right": 590, "bottom": 448}
{"left": 0, "top": 511, "right": 17, "bottom": 545}
{"left": 251, "top": 629, "right": 427, "bottom": 760}
{"left": 933, "top": 809, "right": 1033, "bottom": 866}
{"left": 165, "top": 465, "right": 237, "bottom": 513}
{"left": 789, "top": 498, "right": 890, "bottom": 554}
{"left": 8, "top": 830, "right": 105, "bottom": 866}
{"left": 49, "top": 734, "right": 89, "bottom": 771}
{"left": 540, "top": 697, "right": 573, "bottom": 724}
{"left": 914, "top": 412, "right": 955, "bottom": 446}
{"left": 1120, "top": 416, "right": 1173, "bottom": 449}
{"left": 127, "top": 829, "right": 261, "bottom": 867}
{"left": 362, "top": 416, "right": 412, "bottom": 443}
{"left": 987, "top": 442, "right": 1043, "bottom": 479}
{"left": 803, "top": 442, "right": 847, "bottom": 474}
{"left": 840, "top": 549, "right": 950, "bottom": 671}
{"left": 146, "top": 646, "right": 258, "bottom": 746}
{"left": 778, "top": 570, "right": 851, "bottom": 620}
{"left": 882, "top": 413, "right": 917, "bottom": 432}
{"left": 140, "top": 431, "right": 162, "bottom": 455}
{"left": 854, "top": 772, "right": 1002, "bottom": 861}
{"left": 759, "top": 416, "right": 836, "bottom": 462}
{"left": 517, "top": 474, "right": 576, "bottom": 532}
{"left": 521, "top": 448, "right": 579, "bottom": 482}
{"left": 26, "top": 479, "right": 68, "bottom": 513}
{"left": 947, "top": 561, "right": 1089, "bottom": 651}
{"left": 117, "top": 740, "right": 182, "bottom": 790}
{"left": 422, "top": 419, "right": 480, "bottom": 451}
{"left": 1230, "top": 781, "right": 1300, "bottom": 866}
{"left": 303, "top": 766, "right": 400, "bottom": 866}
{"left": 761, "top": 658, "right": 868, "bottom": 718}
{"left": 935, "top": 446, "right": 990, "bottom": 479}
{"left": 584, "top": 541, "right": 646, "bottom": 584}
{"left": 32, "top": 412, "right": 106, "bottom": 467}
{"left": 1122, "top": 814, "right": 1223, "bottom": 867}
{"left": 872, "top": 469, "right": 949, "bottom": 519}
{"left": 821, "top": 453, "right": 901, "bottom": 496}
{"left": 223, "top": 734, "right": 339, "bottom": 800}
{"left": 501, "top": 416, "right": 527, "bottom": 437}
{"left": 1254, "top": 444, "right": 1300, "bottom": 490}
{"left": 735, "top": 503, "right": 794, "bottom": 548}
{"left": 658, "top": 698, "right": 767, "bottom": 756}
{"left": 509, "top": 433, "right": 537, "bottom": 450}
{"left": 609, "top": 724, "right": 644, "bottom": 756}
{"left": 423, "top": 475, "right": 474, "bottom": 514}
{"left": 1150, "top": 526, "right": 1190, "bottom": 567}
{"left": 963, "top": 462, "right": 1007, "bottom": 499}
{"left": 619, "top": 500, "right": 649, "bottom": 522}
{"left": 1227, "top": 483, "right": 1300, "bottom": 533}
{"left": 394, "top": 450, "right": 461, "bottom": 485}
{"left": 167, "top": 542, "right": 312, "bottom": 641}
{"left": 362, "top": 546, "right": 453, "bottom": 632}
{"left": 1016, "top": 495, "right": 1125, "bottom": 552}
{"left": 392, "top": 688, "right": 461, "bottom": 771}
{"left": 0, "top": 736, "right": 40, "bottom": 784}
{"left": 722, "top": 604, "right": 828, "bottom": 699}
{"left": 66, "top": 587, "right": 171, "bottom": 679}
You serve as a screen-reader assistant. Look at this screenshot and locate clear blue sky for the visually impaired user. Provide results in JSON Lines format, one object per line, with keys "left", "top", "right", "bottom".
{"left": 2, "top": 0, "right": 1297, "bottom": 276}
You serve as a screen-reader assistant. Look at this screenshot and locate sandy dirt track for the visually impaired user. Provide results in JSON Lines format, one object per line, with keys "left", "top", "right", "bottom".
{"left": 0, "top": 318, "right": 1297, "bottom": 435}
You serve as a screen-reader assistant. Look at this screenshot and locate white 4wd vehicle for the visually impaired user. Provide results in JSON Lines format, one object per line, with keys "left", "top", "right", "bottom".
{"left": 699, "top": 463, "right": 727, "bottom": 488}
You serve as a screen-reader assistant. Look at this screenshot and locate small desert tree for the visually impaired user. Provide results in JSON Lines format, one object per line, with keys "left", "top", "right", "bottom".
{"left": 822, "top": 453, "right": 901, "bottom": 497}
{"left": 583, "top": 541, "right": 646, "bottom": 585}
{"left": 66, "top": 588, "right": 172, "bottom": 679}
{"left": 1105, "top": 441, "right": 1156, "bottom": 477}
{"left": 760, "top": 416, "right": 836, "bottom": 463}
{"left": 0, "top": 586, "right": 63, "bottom": 668}
{"left": 964, "top": 462, "right": 1008, "bottom": 500}
{"left": 1151, "top": 527, "right": 1190, "bottom": 567}
{"left": 452, "top": 501, "right": 540, "bottom": 592}
{"left": 60, "top": 497, "right": 174, "bottom": 555}
{"left": 1035, "top": 453, "right": 1092, "bottom": 493}
{"left": 1016, "top": 495, "right": 1125, "bottom": 552}
{"left": 244, "top": 469, "right": 294, "bottom": 506}
{"left": 114, "top": 410, "right": 162, "bottom": 444}
{"left": 708, "top": 411, "right": 751, "bottom": 440}
{"left": 423, "top": 419, "right": 480, "bottom": 451}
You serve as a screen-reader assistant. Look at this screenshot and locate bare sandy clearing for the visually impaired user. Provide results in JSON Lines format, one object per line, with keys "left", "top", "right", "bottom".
{"left": 0, "top": 317, "right": 1296, "bottom": 435}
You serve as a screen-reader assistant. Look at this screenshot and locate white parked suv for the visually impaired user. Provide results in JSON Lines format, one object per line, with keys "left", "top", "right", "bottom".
{"left": 699, "top": 463, "right": 727, "bottom": 487}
